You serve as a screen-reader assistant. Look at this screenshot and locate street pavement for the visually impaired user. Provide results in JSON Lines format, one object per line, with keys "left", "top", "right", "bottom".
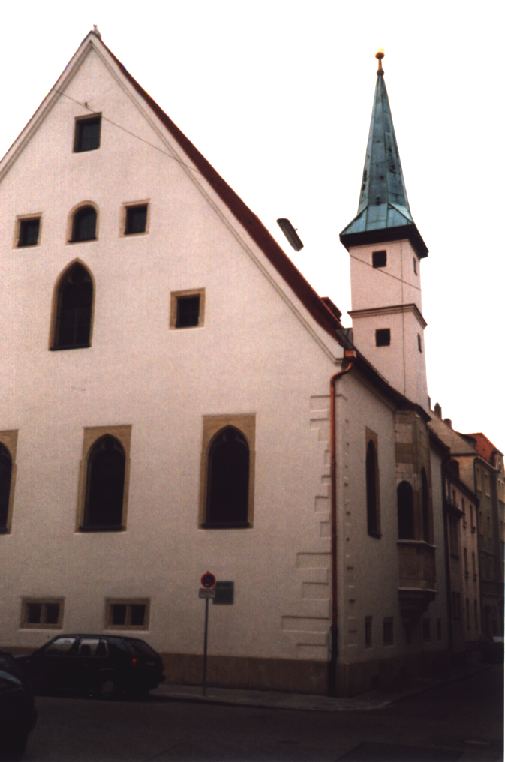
{"left": 21, "top": 663, "right": 503, "bottom": 762}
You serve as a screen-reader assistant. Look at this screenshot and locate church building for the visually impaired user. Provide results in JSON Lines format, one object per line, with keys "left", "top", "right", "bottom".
{"left": 0, "top": 32, "right": 454, "bottom": 695}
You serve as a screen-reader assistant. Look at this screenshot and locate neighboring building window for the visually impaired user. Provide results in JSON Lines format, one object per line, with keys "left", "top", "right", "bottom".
{"left": 70, "top": 205, "right": 97, "bottom": 242}
{"left": 200, "top": 415, "right": 255, "bottom": 529}
{"left": 413, "top": 257, "right": 417, "bottom": 274}
{"left": 366, "top": 436, "right": 380, "bottom": 537}
{"left": 448, "top": 514, "right": 459, "bottom": 557}
{"left": 106, "top": 599, "right": 149, "bottom": 629}
{"left": 372, "top": 250, "right": 387, "bottom": 268}
{"left": 170, "top": 289, "right": 205, "bottom": 329}
{"left": 0, "top": 444, "right": 12, "bottom": 533}
{"left": 82, "top": 435, "right": 126, "bottom": 531}
{"left": 124, "top": 203, "right": 148, "bottom": 235}
{"left": 421, "top": 468, "right": 431, "bottom": 542}
{"left": 422, "top": 618, "right": 431, "bottom": 642}
{"left": 51, "top": 262, "right": 93, "bottom": 350}
{"left": 21, "top": 598, "right": 64, "bottom": 629}
{"left": 375, "top": 328, "right": 390, "bottom": 347}
{"left": 417, "top": 334, "right": 423, "bottom": 353}
{"left": 74, "top": 115, "right": 101, "bottom": 152}
{"left": 397, "top": 481, "right": 415, "bottom": 539}
{"left": 17, "top": 216, "right": 41, "bottom": 247}
{"left": 382, "top": 617, "right": 394, "bottom": 645}
{"left": 365, "top": 616, "right": 372, "bottom": 648}
{"left": 472, "top": 551, "right": 477, "bottom": 580}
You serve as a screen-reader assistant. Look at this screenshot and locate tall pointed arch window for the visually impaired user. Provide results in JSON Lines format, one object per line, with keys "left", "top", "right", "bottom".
{"left": 421, "top": 468, "right": 431, "bottom": 542}
{"left": 70, "top": 205, "right": 97, "bottom": 243}
{"left": 0, "top": 432, "right": 17, "bottom": 534}
{"left": 82, "top": 435, "right": 126, "bottom": 531}
{"left": 397, "top": 481, "right": 415, "bottom": 539}
{"left": 0, "top": 444, "right": 12, "bottom": 533}
{"left": 200, "top": 415, "right": 255, "bottom": 529}
{"left": 52, "top": 262, "right": 93, "bottom": 350}
{"left": 365, "top": 432, "right": 381, "bottom": 537}
{"left": 206, "top": 427, "right": 249, "bottom": 527}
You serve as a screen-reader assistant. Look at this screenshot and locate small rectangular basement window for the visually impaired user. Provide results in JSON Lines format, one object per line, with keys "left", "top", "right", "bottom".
{"left": 375, "top": 328, "right": 391, "bottom": 347}
{"left": 17, "top": 216, "right": 41, "bottom": 247}
{"left": 74, "top": 115, "right": 101, "bottom": 152}
{"left": 124, "top": 204, "right": 148, "bottom": 235}
{"left": 170, "top": 289, "right": 205, "bottom": 329}
{"left": 372, "top": 250, "right": 387, "bottom": 268}
{"left": 21, "top": 598, "right": 64, "bottom": 629}
{"left": 417, "top": 334, "right": 423, "bottom": 353}
{"left": 106, "top": 599, "right": 149, "bottom": 629}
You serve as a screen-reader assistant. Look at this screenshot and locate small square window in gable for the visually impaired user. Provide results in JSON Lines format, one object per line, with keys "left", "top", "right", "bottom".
{"left": 375, "top": 328, "right": 390, "bottom": 347}
{"left": 74, "top": 115, "right": 101, "bottom": 152}
{"left": 17, "top": 216, "right": 41, "bottom": 247}
{"left": 170, "top": 289, "right": 205, "bottom": 329}
{"left": 124, "top": 204, "right": 148, "bottom": 235}
{"left": 372, "top": 250, "right": 387, "bottom": 268}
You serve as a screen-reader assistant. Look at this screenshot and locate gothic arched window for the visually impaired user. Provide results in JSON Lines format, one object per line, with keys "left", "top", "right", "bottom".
{"left": 82, "top": 435, "right": 125, "bottom": 531}
{"left": 366, "top": 439, "right": 380, "bottom": 537}
{"left": 205, "top": 426, "right": 250, "bottom": 527}
{"left": 52, "top": 262, "right": 93, "bottom": 350}
{"left": 70, "top": 205, "right": 97, "bottom": 242}
{"left": 397, "top": 481, "right": 415, "bottom": 539}
{"left": 0, "top": 444, "right": 12, "bottom": 532}
{"left": 421, "top": 468, "right": 431, "bottom": 542}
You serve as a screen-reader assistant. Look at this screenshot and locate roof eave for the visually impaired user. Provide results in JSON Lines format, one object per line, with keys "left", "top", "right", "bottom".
{"left": 340, "top": 223, "right": 428, "bottom": 259}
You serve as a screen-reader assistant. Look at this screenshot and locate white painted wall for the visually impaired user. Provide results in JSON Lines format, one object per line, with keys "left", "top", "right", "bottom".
{"left": 348, "top": 240, "right": 429, "bottom": 409}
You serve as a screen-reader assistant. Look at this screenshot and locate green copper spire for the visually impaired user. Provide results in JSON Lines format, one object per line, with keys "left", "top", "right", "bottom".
{"left": 340, "top": 52, "right": 428, "bottom": 257}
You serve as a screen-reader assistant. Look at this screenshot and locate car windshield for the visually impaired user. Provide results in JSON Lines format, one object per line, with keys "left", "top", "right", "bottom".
{"left": 44, "top": 637, "right": 77, "bottom": 654}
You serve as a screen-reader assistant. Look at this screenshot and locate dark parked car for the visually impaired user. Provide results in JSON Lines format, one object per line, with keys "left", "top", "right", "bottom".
{"left": 0, "top": 651, "right": 37, "bottom": 761}
{"left": 16, "top": 634, "right": 164, "bottom": 698}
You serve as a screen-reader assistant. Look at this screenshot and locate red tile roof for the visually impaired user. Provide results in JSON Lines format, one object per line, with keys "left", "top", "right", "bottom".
{"left": 101, "top": 40, "right": 342, "bottom": 341}
{"left": 463, "top": 432, "right": 502, "bottom": 464}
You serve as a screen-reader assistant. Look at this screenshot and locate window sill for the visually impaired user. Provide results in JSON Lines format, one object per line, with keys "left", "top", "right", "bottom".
{"left": 368, "top": 531, "right": 382, "bottom": 539}
{"left": 68, "top": 238, "right": 97, "bottom": 244}
{"left": 16, "top": 242, "right": 39, "bottom": 248}
{"left": 50, "top": 344, "right": 90, "bottom": 351}
{"left": 201, "top": 522, "right": 252, "bottom": 530}
{"left": 78, "top": 525, "right": 125, "bottom": 533}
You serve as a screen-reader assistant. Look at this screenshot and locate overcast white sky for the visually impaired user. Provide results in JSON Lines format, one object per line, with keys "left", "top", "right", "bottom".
{"left": 2, "top": 0, "right": 503, "bottom": 450}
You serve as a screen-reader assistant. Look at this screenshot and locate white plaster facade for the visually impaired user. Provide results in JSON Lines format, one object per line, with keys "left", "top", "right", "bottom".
{"left": 0, "top": 32, "right": 450, "bottom": 695}
{"left": 348, "top": 240, "right": 429, "bottom": 409}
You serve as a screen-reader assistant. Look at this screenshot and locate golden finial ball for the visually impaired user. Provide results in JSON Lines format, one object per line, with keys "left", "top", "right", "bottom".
{"left": 375, "top": 50, "right": 384, "bottom": 60}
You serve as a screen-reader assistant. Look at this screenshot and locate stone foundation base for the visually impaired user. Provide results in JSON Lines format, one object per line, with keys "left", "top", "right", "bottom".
{"left": 161, "top": 649, "right": 455, "bottom": 697}
{"left": 162, "top": 653, "right": 329, "bottom": 694}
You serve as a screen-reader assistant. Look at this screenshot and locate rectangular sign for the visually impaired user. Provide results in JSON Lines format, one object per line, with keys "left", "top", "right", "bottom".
{"left": 199, "top": 588, "right": 215, "bottom": 599}
{"left": 213, "top": 581, "right": 234, "bottom": 605}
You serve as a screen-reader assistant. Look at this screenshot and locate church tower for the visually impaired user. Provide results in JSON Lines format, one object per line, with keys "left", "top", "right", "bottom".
{"left": 340, "top": 52, "right": 429, "bottom": 409}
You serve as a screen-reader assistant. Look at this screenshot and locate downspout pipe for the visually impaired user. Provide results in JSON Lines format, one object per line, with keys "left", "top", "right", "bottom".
{"left": 329, "top": 348, "right": 356, "bottom": 697}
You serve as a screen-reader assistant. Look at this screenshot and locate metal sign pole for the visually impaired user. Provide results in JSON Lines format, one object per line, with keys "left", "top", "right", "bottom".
{"left": 202, "top": 596, "right": 210, "bottom": 696}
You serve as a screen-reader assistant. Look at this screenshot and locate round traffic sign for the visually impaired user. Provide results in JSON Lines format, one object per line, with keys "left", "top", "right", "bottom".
{"left": 200, "top": 571, "right": 216, "bottom": 589}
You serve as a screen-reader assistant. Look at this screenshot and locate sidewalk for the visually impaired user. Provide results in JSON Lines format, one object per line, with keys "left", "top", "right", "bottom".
{"left": 152, "top": 662, "right": 489, "bottom": 713}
